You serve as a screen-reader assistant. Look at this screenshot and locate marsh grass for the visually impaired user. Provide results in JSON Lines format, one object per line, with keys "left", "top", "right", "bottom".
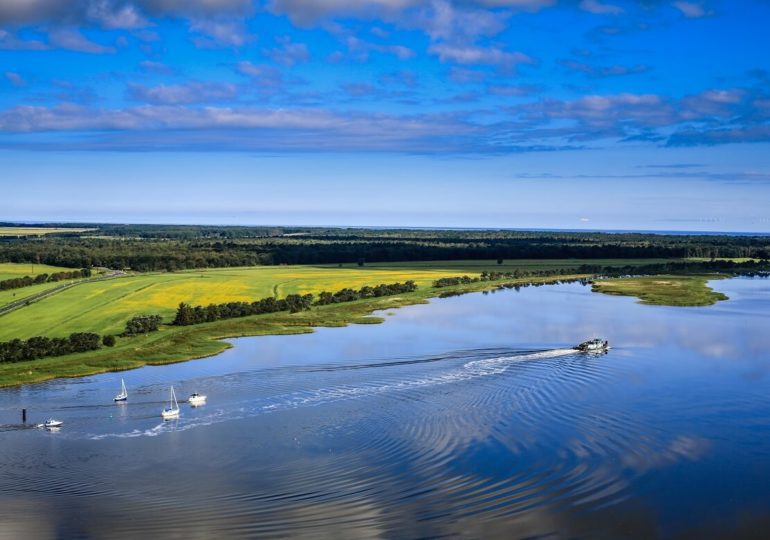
{"left": 592, "top": 275, "right": 729, "bottom": 306}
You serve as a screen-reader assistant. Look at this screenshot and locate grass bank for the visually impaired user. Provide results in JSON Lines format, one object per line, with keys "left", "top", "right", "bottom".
{"left": 591, "top": 275, "right": 729, "bottom": 306}
{"left": 0, "top": 273, "right": 588, "bottom": 388}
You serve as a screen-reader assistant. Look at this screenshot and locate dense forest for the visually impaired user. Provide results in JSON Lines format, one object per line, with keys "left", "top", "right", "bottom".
{"left": 1, "top": 223, "right": 769, "bottom": 271}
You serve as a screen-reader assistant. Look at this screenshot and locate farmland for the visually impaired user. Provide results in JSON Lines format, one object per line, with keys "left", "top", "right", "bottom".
{"left": 0, "top": 262, "right": 75, "bottom": 281}
{"left": 0, "top": 259, "right": 684, "bottom": 341}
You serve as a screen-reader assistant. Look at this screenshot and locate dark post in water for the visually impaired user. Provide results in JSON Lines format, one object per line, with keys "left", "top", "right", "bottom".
{"left": 22, "top": 408, "right": 26, "bottom": 423}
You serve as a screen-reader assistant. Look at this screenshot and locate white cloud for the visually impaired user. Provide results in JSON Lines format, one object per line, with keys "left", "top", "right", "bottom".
{"left": 429, "top": 43, "right": 534, "bottom": 67}
{"left": 48, "top": 28, "right": 116, "bottom": 53}
{"left": 265, "top": 36, "right": 310, "bottom": 66}
{"left": 578, "top": 0, "right": 623, "bottom": 15}
{"left": 189, "top": 17, "right": 251, "bottom": 47}
{"left": 128, "top": 82, "right": 238, "bottom": 104}
{"left": 672, "top": 1, "right": 711, "bottom": 18}
{"left": 4, "top": 71, "right": 26, "bottom": 87}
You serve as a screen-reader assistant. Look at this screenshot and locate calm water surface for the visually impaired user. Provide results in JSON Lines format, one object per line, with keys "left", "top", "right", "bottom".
{"left": 1, "top": 278, "right": 769, "bottom": 539}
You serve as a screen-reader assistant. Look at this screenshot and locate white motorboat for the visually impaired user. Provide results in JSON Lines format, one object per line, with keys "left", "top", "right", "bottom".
{"left": 576, "top": 338, "right": 610, "bottom": 353}
{"left": 188, "top": 393, "right": 207, "bottom": 406}
{"left": 44, "top": 419, "right": 63, "bottom": 428}
{"left": 161, "top": 386, "right": 180, "bottom": 419}
{"left": 114, "top": 378, "right": 128, "bottom": 402}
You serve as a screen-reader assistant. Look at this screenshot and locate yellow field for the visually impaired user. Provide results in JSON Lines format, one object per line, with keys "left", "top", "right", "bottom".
{"left": 0, "top": 264, "right": 486, "bottom": 340}
{"left": 0, "top": 227, "right": 93, "bottom": 237}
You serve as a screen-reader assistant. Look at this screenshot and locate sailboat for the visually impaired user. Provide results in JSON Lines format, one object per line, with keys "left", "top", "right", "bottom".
{"left": 114, "top": 379, "right": 128, "bottom": 402}
{"left": 161, "top": 386, "right": 180, "bottom": 419}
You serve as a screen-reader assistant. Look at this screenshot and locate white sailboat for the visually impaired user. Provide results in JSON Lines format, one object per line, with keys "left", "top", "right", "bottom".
{"left": 161, "top": 386, "right": 180, "bottom": 419}
{"left": 114, "top": 379, "right": 128, "bottom": 402}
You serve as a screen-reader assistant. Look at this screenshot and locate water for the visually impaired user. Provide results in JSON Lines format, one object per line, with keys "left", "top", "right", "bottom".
{"left": 1, "top": 278, "right": 769, "bottom": 539}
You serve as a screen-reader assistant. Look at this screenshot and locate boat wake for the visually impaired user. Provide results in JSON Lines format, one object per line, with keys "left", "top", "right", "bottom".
{"left": 87, "top": 348, "right": 579, "bottom": 440}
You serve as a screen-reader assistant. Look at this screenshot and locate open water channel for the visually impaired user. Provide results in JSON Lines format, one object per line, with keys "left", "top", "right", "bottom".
{"left": 1, "top": 278, "right": 769, "bottom": 539}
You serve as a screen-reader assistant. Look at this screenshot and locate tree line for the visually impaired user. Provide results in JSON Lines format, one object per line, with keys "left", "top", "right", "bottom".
{"left": 432, "top": 259, "right": 770, "bottom": 290}
{"left": 3, "top": 225, "right": 770, "bottom": 271}
{"left": 173, "top": 281, "right": 418, "bottom": 327}
{"left": 0, "top": 268, "right": 92, "bottom": 291}
{"left": 0, "top": 333, "right": 102, "bottom": 363}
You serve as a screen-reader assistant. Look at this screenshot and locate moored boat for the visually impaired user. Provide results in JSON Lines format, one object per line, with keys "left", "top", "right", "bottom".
{"left": 161, "top": 386, "right": 180, "bottom": 419}
{"left": 188, "top": 393, "right": 207, "bottom": 406}
{"left": 114, "top": 379, "right": 128, "bottom": 402}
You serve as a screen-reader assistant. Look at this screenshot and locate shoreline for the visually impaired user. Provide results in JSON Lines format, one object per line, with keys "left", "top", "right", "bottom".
{"left": 0, "top": 274, "right": 591, "bottom": 389}
{"left": 0, "top": 271, "right": 740, "bottom": 388}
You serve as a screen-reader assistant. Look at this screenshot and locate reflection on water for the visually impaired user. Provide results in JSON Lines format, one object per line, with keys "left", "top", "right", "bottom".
{"left": 1, "top": 278, "right": 769, "bottom": 538}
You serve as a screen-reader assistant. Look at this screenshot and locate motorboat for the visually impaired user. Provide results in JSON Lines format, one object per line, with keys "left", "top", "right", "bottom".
{"left": 161, "top": 386, "right": 180, "bottom": 419}
{"left": 188, "top": 393, "right": 207, "bottom": 406}
{"left": 575, "top": 339, "right": 610, "bottom": 353}
{"left": 43, "top": 419, "right": 63, "bottom": 428}
{"left": 114, "top": 378, "right": 128, "bottom": 402}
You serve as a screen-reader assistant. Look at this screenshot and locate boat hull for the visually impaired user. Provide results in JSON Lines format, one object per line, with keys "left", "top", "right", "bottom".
{"left": 161, "top": 409, "right": 179, "bottom": 419}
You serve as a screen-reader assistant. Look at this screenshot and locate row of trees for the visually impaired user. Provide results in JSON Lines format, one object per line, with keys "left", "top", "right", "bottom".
{"left": 0, "top": 268, "right": 92, "bottom": 291}
{"left": 173, "top": 281, "right": 419, "bottom": 327}
{"left": 173, "top": 294, "right": 315, "bottom": 326}
{"left": 433, "top": 259, "right": 770, "bottom": 289}
{"left": 433, "top": 270, "right": 570, "bottom": 288}
{"left": 0, "top": 333, "right": 101, "bottom": 363}
{"left": 314, "top": 281, "right": 417, "bottom": 305}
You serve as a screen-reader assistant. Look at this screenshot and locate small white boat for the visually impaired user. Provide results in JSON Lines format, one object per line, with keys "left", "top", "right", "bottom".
{"left": 188, "top": 393, "right": 207, "bottom": 406}
{"left": 44, "top": 419, "right": 63, "bottom": 428}
{"left": 161, "top": 386, "right": 180, "bottom": 419}
{"left": 114, "top": 378, "right": 128, "bottom": 402}
{"left": 576, "top": 338, "right": 610, "bottom": 353}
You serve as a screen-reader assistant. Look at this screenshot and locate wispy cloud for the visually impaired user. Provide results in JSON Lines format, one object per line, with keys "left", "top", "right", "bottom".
{"left": 673, "top": 1, "right": 713, "bottom": 19}
{"left": 264, "top": 36, "right": 310, "bottom": 66}
{"left": 128, "top": 82, "right": 238, "bottom": 104}
{"left": 48, "top": 28, "right": 115, "bottom": 53}
{"left": 4, "top": 71, "right": 26, "bottom": 87}
{"left": 429, "top": 43, "right": 534, "bottom": 68}
{"left": 558, "top": 59, "right": 651, "bottom": 77}
{"left": 578, "top": 0, "right": 624, "bottom": 15}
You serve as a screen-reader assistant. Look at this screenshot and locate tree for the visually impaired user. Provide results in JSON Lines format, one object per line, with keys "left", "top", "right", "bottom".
{"left": 497, "top": 258, "right": 504, "bottom": 265}
{"left": 103, "top": 335, "right": 116, "bottom": 347}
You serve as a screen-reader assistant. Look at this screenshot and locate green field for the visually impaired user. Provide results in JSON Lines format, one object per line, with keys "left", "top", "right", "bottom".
{"left": 0, "top": 259, "right": 684, "bottom": 341}
{"left": 0, "top": 227, "right": 93, "bottom": 237}
{"left": 0, "top": 262, "right": 76, "bottom": 281}
{"left": 592, "top": 275, "right": 729, "bottom": 306}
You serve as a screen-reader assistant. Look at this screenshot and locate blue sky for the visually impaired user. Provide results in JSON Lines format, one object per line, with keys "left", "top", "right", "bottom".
{"left": 1, "top": 0, "right": 769, "bottom": 231}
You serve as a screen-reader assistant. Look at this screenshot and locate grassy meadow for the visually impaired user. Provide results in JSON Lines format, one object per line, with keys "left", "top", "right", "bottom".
{"left": 592, "top": 275, "right": 729, "bottom": 306}
{"left": 0, "top": 262, "right": 76, "bottom": 281}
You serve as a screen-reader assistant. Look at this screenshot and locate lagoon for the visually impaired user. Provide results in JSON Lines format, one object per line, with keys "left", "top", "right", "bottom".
{"left": 1, "top": 278, "right": 769, "bottom": 538}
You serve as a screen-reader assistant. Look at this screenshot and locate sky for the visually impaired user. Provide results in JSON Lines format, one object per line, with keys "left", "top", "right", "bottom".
{"left": 1, "top": 0, "right": 769, "bottom": 231}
